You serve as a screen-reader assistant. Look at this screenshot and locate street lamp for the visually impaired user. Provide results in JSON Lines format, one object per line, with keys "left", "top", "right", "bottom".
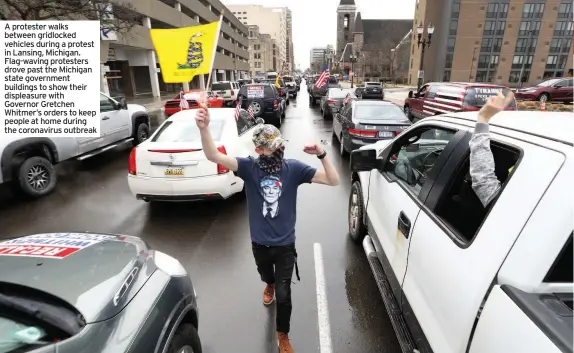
{"left": 390, "top": 48, "right": 396, "bottom": 84}
{"left": 416, "top": 23, "right": 435, "bottom": 90}
{"left": 350, "top": 53, "right": 358, "bottom": 88}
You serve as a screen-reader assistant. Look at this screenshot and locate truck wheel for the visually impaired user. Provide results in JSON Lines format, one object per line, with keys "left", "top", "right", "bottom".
{"left": 133, "top": 123, "right": 150, "bottom": 146}
{"left": 17, "top": 156, "right": 57, "bottom": 198}
{"left": 404, "top": 105, "right": 415, "bottom": 122}
{"left": 167, "top": 323, "right": 202, "bottom": 353}
{"left": 293, "top": 93, "right": 297, "bottom": 99}
{"left": 348, "top": 181, "right": 367, "bottom": 243}
{"left": 286, "top": 99, "right": 290, "bottom": 106}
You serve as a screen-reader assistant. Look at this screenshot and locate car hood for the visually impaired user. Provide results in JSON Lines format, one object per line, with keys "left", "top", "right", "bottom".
{"left": 0, "top": 232, "right": 157, "bottom": 323}
{"left": 127, "top": 103, "right": 146, "bottom": 113}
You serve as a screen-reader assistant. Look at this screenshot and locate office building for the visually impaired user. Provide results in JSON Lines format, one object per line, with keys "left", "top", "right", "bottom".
{"left": 409, "top": 0, "right": 573, "bottom": 86}
{"left": 248, "top": 25, "right": 278, "bottom": 77}
{"left": 286, "top": 9, "right": 294, "bottom": 72}
{"left": 228, "top": 5, "right": 289, "bottom": 71}
{"left": 99, "top": 0, "right": 250, "bottom": 98}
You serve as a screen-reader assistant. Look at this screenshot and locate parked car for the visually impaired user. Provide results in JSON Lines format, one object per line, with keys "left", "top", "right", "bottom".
{"left": 237, "top": 78, "right": 255, "bottom": 87}
{"left": 0, "top": 232, "right": 202, "bottom": 353}
{"left": 128, "top": 108, "right": 264, "bottom": 202}
{"left": 319, "top": 88, "right": 357, "bottom": 119}
{"left": 237, "top": 83, "right": 285, "bottom": 127}
{"left": 348, "top": 110, "right": 573, "bottom": 353}
{"left": 360, "top": 81, "right": 385, "bottom": 99}
{"left": 164, "top": 90, "right": 224, "bottom": 117}
{"left": 0, "top": 93, "right": 149, "bottom": 199}
{"left": 210, "top": 81, "right": 240, "bottom": 107}
{"left": 310, "top": 76, "right": 340, "bottom": 105}
{"left": 333, "top": 100, "right": 410, "bottom": 157}
{"left": 404, "top": 82, "right": 516, "bottom": 123}
{"left": 514, "top": 77, "right": 573, "bottom": 103}
{"left": 282, "top": 75, "right": 298, "bottom": 98}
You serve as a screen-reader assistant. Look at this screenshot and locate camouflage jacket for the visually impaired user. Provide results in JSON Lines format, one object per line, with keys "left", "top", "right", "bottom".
{"left": 469, "top": 123, "right": 501, "bottom": 207}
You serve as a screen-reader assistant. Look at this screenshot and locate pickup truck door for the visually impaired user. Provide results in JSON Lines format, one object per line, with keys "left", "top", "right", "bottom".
{"left": 99, "top": 93, "right": 130, "bottom": 145}
{"left": 366, "top": 122, "right": 464, "bottom": 303}
{"left": 409, "top": 84, "right": 429, "bottom": 121}
{"left": 401, "top": 129, "right": 566, "bottom": 353}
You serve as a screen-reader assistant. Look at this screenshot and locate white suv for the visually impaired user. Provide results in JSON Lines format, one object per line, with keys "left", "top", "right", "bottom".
{"left": 211, "top": 81, "right": 240, "bottom": 106}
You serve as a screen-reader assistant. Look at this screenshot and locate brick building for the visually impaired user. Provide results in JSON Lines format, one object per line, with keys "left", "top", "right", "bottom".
{"left": 409, "top": 0, "right": 573, "bottom": 87}
{"left": 335, "top": 0, "right": 412, "bottom": 79}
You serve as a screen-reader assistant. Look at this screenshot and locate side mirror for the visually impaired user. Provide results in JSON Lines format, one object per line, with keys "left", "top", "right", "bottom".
{"left": 350, "top": 149, "right": 385, "bottom": 172}
{"left": 119, "top": 98, "right": 128, "bottom": 110}
{"left": 255, "top": 118, "right": 265, "bottom": 125}
{"left": 408, "top": 91, "right": 413, "bottom": 98}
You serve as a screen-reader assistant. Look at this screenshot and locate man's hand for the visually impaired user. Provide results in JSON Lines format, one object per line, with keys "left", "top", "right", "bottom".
{"left": 303, "top": 144, "right": 324, "bottom": 155}
{"left": 477, "top": 91, "right": 515, "bottom": 123}
{"left": 195, "top": 103, "right": 210, "bottom": 129}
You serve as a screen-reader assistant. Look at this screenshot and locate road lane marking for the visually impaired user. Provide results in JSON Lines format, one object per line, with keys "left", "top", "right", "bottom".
{"left": 314, "top": 243, "right": 333, "bottom": 353}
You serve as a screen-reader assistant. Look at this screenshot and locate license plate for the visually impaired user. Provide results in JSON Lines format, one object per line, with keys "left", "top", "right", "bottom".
{"left": 165, "top": 167, "right": 184, "bottom": 176}
{"left": 218, "top": 91, "right": 226, "bottom": 94}
{"left": 379, "top": 131, "right": 394, "bottom": 138}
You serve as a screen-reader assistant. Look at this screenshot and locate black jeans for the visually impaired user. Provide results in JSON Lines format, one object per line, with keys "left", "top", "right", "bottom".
{"left": 252, "top": 242, "right": 298, "bottom": 334}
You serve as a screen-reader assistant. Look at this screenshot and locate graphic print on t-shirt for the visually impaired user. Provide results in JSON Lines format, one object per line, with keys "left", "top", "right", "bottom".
{"left": 260, "top": 175, "right": 283, "bottom": 219}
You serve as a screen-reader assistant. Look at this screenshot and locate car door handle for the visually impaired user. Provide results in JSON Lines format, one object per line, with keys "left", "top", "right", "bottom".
{"left": 102, "top": 117, "right": 110, "bottom": 120}
{"left": 398, "top": 211, "right": 411, "bottom": 238}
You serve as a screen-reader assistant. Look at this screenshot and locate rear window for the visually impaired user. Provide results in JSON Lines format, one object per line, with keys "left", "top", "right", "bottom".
{"left": 464, "top": 87, "right": 516, "bottom": 108}
{"left": 329, "top": 89, "right": 356, "bottom": 98}
{"left": 212, "top": 83, "right": 231, "bottom": 91}
{"left": 365, "top": 82, "right": 380, "bottom": 86}
{"left": 283, "top": 76, "right": 293, "bottom": 82}
{"left": 152, "top": 120, "right": 224, "bottom": 142}
{"left": 354, "top": 104, "right": 406, "bottom": 120}
{"left": 240, "top": 85, "right": 274, "bottom": 98}
{"left": 328, "top": 77, "right": 338, "bottom": 84}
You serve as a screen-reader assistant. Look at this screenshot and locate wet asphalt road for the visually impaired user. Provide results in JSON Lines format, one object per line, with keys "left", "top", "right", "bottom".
{"left": 0, "top": 83, "right": 400, "bottom": 353}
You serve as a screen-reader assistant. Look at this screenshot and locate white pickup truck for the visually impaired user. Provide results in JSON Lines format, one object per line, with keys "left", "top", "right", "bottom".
{"left": 0, "top": 93, "right": 150, "bottom": 198}
{"left": 348, "top": 111, "right": 573, "bottom": 353}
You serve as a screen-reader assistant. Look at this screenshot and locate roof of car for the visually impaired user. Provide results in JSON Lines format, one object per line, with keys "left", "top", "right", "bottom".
{"left": 167, "top": 108, "right": 235, "bottom": 122}
{"left": 444, "top": 111, "right": 574, "bottom": 145}
{"left": 354, "top": 100, "right": 395, "bottom": 106}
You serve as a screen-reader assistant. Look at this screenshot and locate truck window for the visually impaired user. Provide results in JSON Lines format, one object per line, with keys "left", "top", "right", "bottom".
{"left": 544, "top": 233, "right": 573, "bottom": 283}
{"left": 433, "top": 142, "right": 521, "bottom": 243}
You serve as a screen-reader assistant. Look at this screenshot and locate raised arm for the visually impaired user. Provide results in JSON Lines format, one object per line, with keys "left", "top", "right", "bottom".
{"left": 469, "top": 91, "right": 514, "bottom": 207}
{"left": 303, "top": 144, "right": 340, "bottom": 186}
{"left": 196, "top": 103, "right": 238, "bottom": 172}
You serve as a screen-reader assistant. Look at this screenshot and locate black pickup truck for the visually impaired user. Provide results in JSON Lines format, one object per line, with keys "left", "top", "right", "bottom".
{"left": 309, "top": 76, "right": 340, "bottom": 105}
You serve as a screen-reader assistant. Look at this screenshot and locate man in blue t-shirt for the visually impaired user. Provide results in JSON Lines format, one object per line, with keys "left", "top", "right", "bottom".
{"left": 196, "top": 105, "right": 340, "bottom": 353}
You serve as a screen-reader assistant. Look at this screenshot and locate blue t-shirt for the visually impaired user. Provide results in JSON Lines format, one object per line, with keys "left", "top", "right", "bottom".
{"left": 236, "top": 157, "right": 317, "bottom": 246}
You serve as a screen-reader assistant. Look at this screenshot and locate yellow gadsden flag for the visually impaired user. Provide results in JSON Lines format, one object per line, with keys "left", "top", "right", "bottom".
{"left": 150, "top": 21, "right": 220, "bottom": 83}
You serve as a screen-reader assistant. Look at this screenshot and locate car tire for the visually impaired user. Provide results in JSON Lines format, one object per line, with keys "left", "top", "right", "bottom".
{"left": 348, "top": 181, "right": 367, "bottom": 243}
{"left": 404, "top": 105, "right": 414, "bottom": 122}
{"left": 17, "top": 156, "right": 57, "bottom": 198}
{"left": 293, "top": 94, "right": 297, "bottom": 99}
{"left": 167, "top": 323, "right": 202, "bottom": 353}
{"left": 339, "top": 134, "right": 349, "bottom": 158}
{"left": 538, "top": 93, "right": 549, "bottom": 103}
{"left": 286, "top": 99, "right": 290, "bottom": 106}
{"left": 133, "top": 123, "right": 150, "bottom": 146}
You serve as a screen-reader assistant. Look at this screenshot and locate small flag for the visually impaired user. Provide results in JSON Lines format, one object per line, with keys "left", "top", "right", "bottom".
{"left": 179, "top": 91, "right": 189, "bottom": 110}
{"left": 247, "top": 104, "right": 254, "bottom": 119}
{"left": 234, "top": 98, "right": 242, "bottom": 121}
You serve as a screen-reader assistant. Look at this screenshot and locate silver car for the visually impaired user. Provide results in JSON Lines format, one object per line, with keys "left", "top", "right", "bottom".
{"left": 0, "top": 232, "right": 201, "bottom": 353}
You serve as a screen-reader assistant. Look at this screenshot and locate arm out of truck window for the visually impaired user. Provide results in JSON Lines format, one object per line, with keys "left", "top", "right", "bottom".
{"left": 469, "top": 122, "right": 501, "bottom": 207}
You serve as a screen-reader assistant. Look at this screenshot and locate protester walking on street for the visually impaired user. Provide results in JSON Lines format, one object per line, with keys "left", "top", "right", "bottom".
{"left": 195, "top": 104, "right": 340, "bottom": 353}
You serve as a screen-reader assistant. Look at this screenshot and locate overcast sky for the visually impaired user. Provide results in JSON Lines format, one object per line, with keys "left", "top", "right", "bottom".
{"left": 221, "top": 0, "right": 416, "bottom": 69}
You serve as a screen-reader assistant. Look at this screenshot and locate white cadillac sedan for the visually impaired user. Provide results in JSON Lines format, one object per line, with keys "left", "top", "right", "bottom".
{"left": 127, "top": 108, "right": 262, "bottom": 202}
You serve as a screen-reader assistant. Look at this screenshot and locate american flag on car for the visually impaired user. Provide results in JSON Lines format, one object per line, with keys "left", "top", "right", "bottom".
{"left": 179, "top": 91, "right": 189, "bottom": 109}
{"left": 247, "top": 105, "right": 254, "bottom": 119}
{"left": 234, "top": 98, "right": 242, "bottom": 121}
{"left": 314, "top": 66, "right": 330, "bottom": 89}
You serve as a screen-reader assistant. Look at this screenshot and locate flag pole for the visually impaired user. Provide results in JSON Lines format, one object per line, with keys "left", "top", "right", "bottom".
{"left": 205, "top": 11, "right": 224, "bottom": 97}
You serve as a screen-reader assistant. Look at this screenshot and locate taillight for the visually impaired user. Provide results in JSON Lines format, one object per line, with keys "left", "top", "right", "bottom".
{"left": 327, "top": 99, "right": 337, "bottom": 104}
{"left": 217, "top": 146, "right": 229, "bottom": 174}
{"left": 128, "top": 147, "right": 137, "bottom": 175}
{"left": 231, "top": 89, "right": 235, "bottom": 95}
{"left": 235, "top": 100, "right": 239, "bottom": 106}
{"left": 394, "top": 131, "right": 402, "bottom": 136}
{"left": 273, "top": 100, "right": 278, "bottom": 109}
{"left": 280, "top": 89, "right": 284, "bottom": 95}
{"left": 348, "top": 129, "right": 377, "bottom": 138}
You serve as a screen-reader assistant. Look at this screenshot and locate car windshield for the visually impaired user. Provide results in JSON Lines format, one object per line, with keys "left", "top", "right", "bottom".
{"left": 0, "top": 317, "right": 49, "bottom": 352}
{"left": 240, "top": 85, "right": 275, "bottom": 98}
{"left": 211, "top": 83, "right": 231, "bottom": 91}
{"left": 329, "top": 89, "right": 356, "bottom": 98}
{"left": 355, "top": 104, "right": 406, "bottom": 120}
{"left": 536, "top": 78, "right": 562, "bottom": 87}
{"left": 464, "top": 87, "right": 516, "bottom": 108}
{"left": 152, "top": 120, "right": 224, "bottom": 142}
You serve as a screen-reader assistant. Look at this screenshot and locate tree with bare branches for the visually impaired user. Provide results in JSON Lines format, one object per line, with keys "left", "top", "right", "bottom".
{"left": 0, "top": 0, "right": 141, "bottom": 33}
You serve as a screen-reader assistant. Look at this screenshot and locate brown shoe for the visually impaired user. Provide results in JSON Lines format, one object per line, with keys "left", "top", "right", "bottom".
{"left": 277, "top": 332, "right": 293, "bottom": 353}
{"left": 263, "top": 284, "right": 275, "bottom": 305}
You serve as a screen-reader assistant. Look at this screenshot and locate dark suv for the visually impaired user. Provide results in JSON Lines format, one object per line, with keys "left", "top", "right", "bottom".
{"left": 237, "top": 83, "right": 285, "bottom": 127}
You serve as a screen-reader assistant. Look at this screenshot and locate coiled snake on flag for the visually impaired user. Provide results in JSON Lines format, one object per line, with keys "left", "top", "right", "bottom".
{"left": 178, "top": 32, "right": 204, "bottom": 69}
